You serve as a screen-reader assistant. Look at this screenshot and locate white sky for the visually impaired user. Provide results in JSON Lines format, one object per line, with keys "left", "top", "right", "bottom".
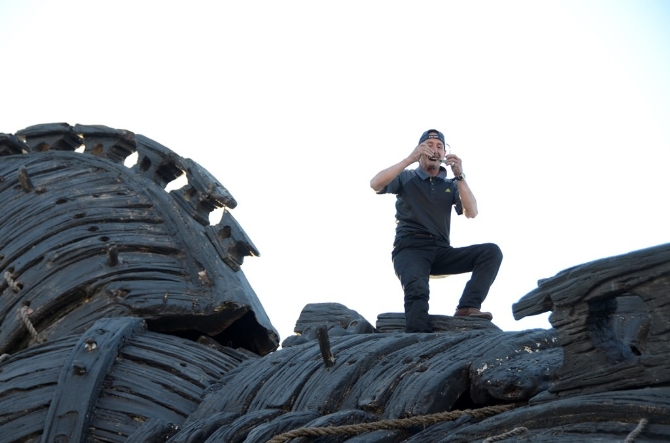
{"left": 2, "top": 0, "right": 669, "bottom": 345}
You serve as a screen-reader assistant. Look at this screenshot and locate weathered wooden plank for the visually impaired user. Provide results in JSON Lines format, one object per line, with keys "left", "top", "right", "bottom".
{"left": 0, "top": 407, "right": 48, "bottom": 443}
{"left": 380, "top": 332, "right": 495, "bottom": 418}
{"left": 41, "top": 317, "right": 145, "bottom": 443}
{"left": 401, "top": 415, "right": 472, "bottom": 443}
{"left": 87, "top": 406, "right": 155, "bottom": 441}
{"left": 164, "top": 412, "right": 241, "bottom": 443}
{"left": 288, "top": 409, "right": 381, "bottom": 443}
{"left": 335, "top": 333, "right": 442, "bottom": 414}
{"left": 0, "top": 386, "right": 54, "bottom": 419}
{"left": 246, "top": 345, "right": 323, "bottom": 412}
{"left": 202, "top": 409, "right": 284, "bottom": 443}
{"left": 432, "top": 387, "right": 670, "bottom": 442}
{"left": 123, "top": 334, "right": 248, "bottom": 380}
{"left": 376, "top": 313, "right": 501, "bottom": 333}
{"left": 0, "top": 339, "right": 75, "bottom": 387}
{"left": 242, "top": 411, "right": 322, "bottom": 443}
{"left": 92, "top": 389, "right": 189, "bottom": 432}
{"left": 187, "top": 348, "right": 304, "bottom": 420}
{"left": 190, "top": 335, "right": 385, "bottom": 420}
{"left": 513, "top": 243, "right": 670, "bottom": 319}
{"left": 0, "top": 339, "right": 77, "bottom": 442}
{"left": 344, "top": 428, "right": 415, "bottom": 443}
{"left": 288, "top": 334, "right": 392, "bottom": 414}
{"left": 125, "top": 418, "right": 179, "bottom": 443}
{"left": 105, "top": 360, "right": 204, "bottom": 406}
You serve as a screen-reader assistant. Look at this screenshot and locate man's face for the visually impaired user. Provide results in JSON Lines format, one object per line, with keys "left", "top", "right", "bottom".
{"left": 419, "top": 135, "right": 445, "bottom": 172}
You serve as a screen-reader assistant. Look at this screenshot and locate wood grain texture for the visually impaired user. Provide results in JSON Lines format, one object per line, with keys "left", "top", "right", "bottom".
{"left": 0, "top": 123, "right": 277, "bottom": 356}
{"left": 0, "top": 317, "right": 250, "bottom": 443}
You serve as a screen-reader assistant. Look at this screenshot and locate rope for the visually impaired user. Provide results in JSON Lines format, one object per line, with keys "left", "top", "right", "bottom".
{"left": 483, "top": 426, "right": 528, "bottom": 442}
{"left": 624, "top": 418, "right": 648, "bottom": 443}
{"left": 19, "top": 305, "right": 42, "bottom": 343}
{"left": 0, "top": 354, "right": 10, "bottom": 363}
{"left": 266, "top": 403, "right": 517, "bottom": 443}
{"left": 3, "top": 271, "right": 22, "bottom": 293}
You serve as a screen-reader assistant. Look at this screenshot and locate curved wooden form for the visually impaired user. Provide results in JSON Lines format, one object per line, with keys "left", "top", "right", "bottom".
{"left": 0, "top": 123, "right": 278, "bottom": 356}
{"left": 172, "top": 328, "right": 560, "bottom": 441}
{"left": 0, "top": 316, "right": 252, "bottom": 442}
{"left": 513, "top": 243, "right": 670, "bottom": 397}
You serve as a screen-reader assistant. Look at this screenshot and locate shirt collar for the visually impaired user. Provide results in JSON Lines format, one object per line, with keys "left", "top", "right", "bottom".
{"left": 416, "top": 165, "right": 448, "bottom": 181}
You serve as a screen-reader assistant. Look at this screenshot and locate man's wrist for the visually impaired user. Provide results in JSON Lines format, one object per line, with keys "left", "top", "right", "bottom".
{"left": 455, "top": 172, "right": 466, "bottom": 181}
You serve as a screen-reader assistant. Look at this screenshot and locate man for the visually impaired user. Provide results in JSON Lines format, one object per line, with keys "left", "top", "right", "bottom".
{"left": 370, "top": 129, "right": 502, "bottom": 333}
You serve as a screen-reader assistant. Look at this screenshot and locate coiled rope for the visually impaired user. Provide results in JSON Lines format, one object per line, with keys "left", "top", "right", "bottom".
{"left": 266, "top": 403, "right": 517, "bottom": 443}
{"left": 624, "top": 418, "right": 648, "bottom": 443}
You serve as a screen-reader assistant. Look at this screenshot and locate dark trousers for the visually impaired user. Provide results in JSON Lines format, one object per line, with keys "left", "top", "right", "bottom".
{"left": 392, "top": 236, "right": 503, "bottom": 333}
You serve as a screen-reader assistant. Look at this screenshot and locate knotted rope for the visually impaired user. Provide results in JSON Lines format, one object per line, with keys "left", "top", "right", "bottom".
{"left": 19, "top": 305, "right": 42, "bottom": 343}
{"left": 624, "top": 418, "right": 648, "bottom": 443}
{"left": 3, "top": 271, "right": 22, "bottom": 293}
{"left": 266, "top": 403, "right": 517, "bottom": 443}
{"left": 483, "top": 426, "right": 528, "bottom": 442}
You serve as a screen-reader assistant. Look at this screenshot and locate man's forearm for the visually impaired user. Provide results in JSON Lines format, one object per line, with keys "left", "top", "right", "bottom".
{"left": 370, "top": 157, "right": 414, "bottom": 192}
{"left": 457, "top": 180, "right": 478, "bottom": 218}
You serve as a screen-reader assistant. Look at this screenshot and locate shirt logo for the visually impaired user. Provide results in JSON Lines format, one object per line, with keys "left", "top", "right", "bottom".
{"left": 445, "top": 189, "right": 451, "bottom": 193}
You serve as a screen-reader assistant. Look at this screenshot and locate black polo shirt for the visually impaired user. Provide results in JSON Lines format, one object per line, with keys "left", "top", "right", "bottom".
{"left": 378, "top": 166, "right": 463, "bottom": 245}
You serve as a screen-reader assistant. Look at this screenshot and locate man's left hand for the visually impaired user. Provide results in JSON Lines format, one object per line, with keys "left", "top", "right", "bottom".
{"left": 445, "top": 154, "right": 463, "bottom": 176}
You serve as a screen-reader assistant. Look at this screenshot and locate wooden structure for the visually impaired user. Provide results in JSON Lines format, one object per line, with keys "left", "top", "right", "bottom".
{"left": 0, "top": 316, "right": 252, "bottom": 442}
{"left": 0, "top": 123, "right": 278, "bottom": 356}
{"left": 513, "top": 242, "right": 670, "bottom": 397}
{"left": 2, "top": 123, "right": 670, "bottom": 442}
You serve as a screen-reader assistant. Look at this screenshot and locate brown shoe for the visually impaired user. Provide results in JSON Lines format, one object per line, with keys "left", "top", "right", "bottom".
{"left": 454, "top": 308, "right": 493, "bottom": 321}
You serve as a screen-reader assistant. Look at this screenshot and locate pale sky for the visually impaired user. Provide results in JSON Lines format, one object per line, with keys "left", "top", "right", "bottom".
{"left": 2, "top": 0, "right": 669, "bottom": 345}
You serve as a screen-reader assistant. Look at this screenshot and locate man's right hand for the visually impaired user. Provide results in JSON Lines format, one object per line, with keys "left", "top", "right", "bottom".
{"left": 409, "top": 142, "right": 432, "bottom": 163}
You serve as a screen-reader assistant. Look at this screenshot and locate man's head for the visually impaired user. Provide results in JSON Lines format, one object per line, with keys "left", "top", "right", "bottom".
{"left": 418, "top": 129, "right": 446, "bottom": 174}
{"left": 418, "top": 129, "right": 445, "bottom": 147}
